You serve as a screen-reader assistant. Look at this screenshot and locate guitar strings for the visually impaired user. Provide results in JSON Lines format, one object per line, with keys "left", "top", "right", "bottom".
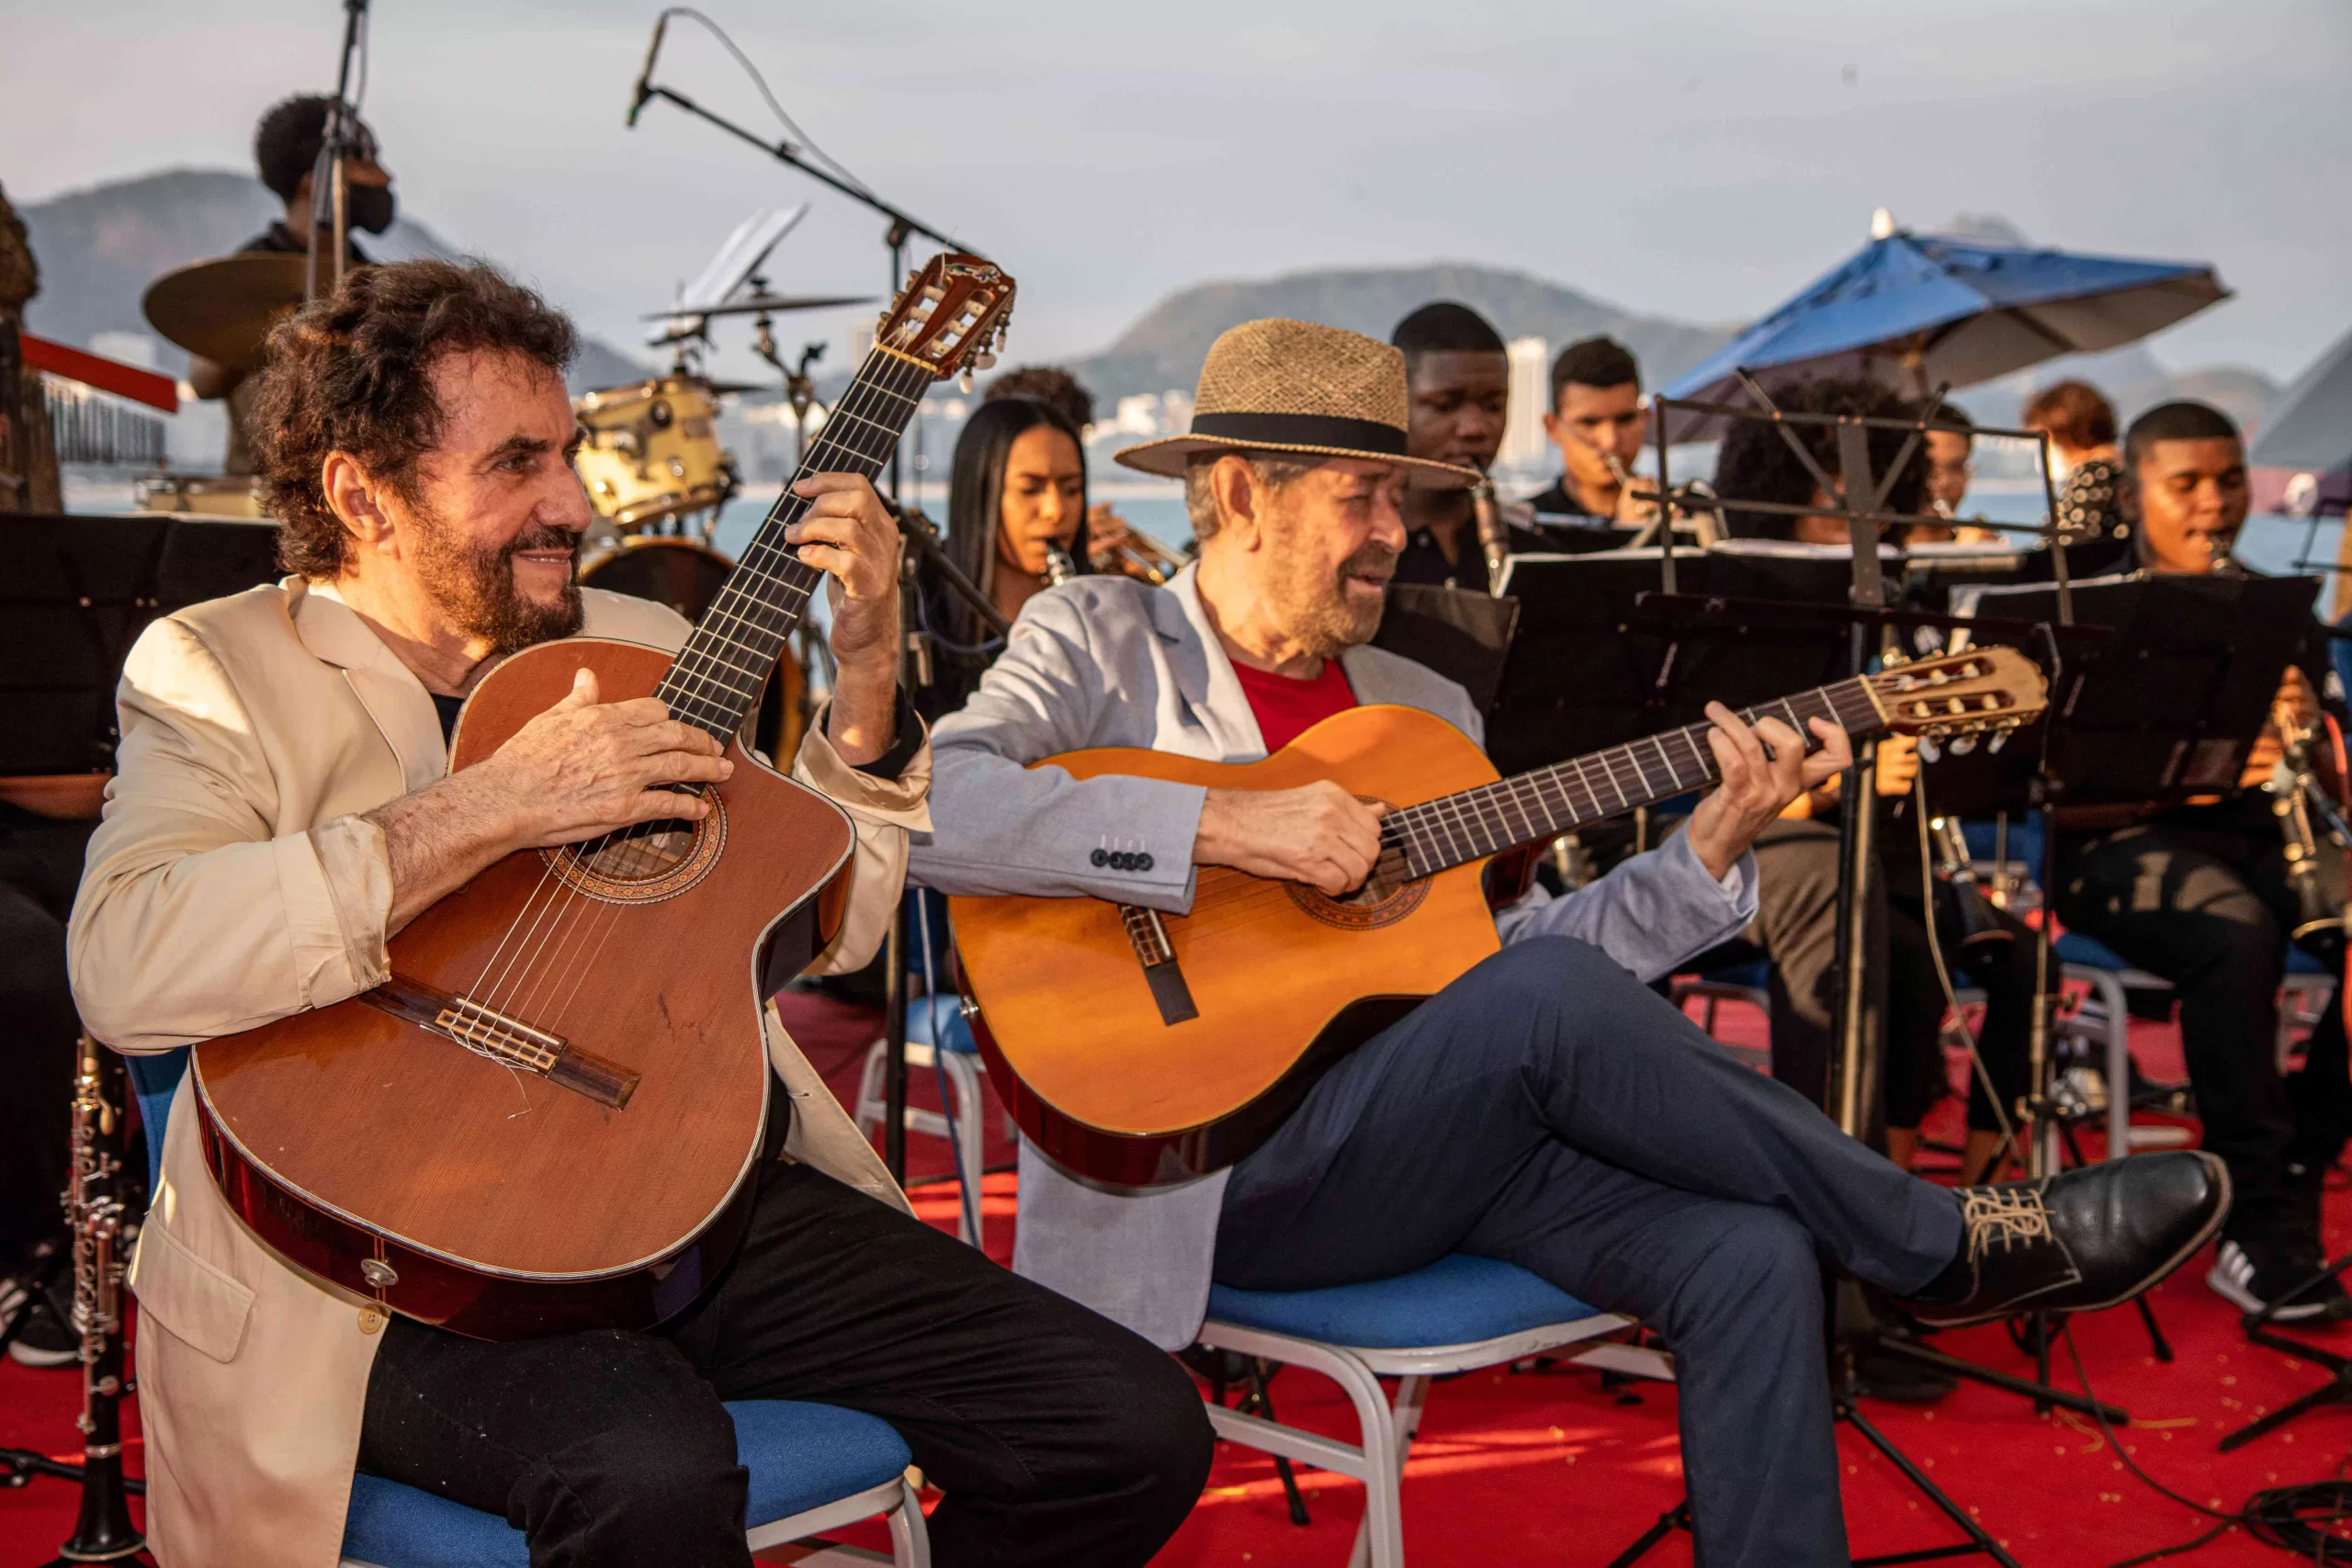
{"left": 512, "top": 353, "right": 915, "bottom": 1032}
{"left": 501, "top": 353, "right": 923, "bottom": 1039}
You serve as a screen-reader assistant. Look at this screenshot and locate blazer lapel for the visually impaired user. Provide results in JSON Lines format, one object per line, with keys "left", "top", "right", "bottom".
{"left": 288, "top": 579, "right": 449, "bottom": 791}
{"left": 1163, "top": 566, "right": 1267, "bottom": 761}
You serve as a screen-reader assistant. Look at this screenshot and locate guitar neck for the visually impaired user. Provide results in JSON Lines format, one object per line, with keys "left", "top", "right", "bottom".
{"left": 1385, "top": 678, "right": 1887, "bottom": 878}
{"left": 653, "top": 347, "right": 933, "bottom": 741}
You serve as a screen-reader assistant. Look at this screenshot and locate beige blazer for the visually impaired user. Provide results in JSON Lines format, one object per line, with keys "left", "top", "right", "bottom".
{"left": 67, "top": 578, "right": 929, "bottom": 1568}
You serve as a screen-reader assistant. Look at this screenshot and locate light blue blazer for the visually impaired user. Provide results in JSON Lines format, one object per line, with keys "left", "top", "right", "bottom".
{"left": 911, "top": 565, "right": 1757, "bottom": 1348}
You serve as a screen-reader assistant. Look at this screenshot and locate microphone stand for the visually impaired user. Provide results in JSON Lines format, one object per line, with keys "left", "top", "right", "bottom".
{"left": 875, "top": 506, "right": 1008, "bottom": 1182}
{"left": 306, "top": 0, "right": 370, "bottom": 302}
{"left": 628, "top": 79, "right": 984, "bottom": 505}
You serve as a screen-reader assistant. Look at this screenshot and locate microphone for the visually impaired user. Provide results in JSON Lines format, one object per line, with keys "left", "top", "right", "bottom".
{"left": 627, "top": 13, "right": 668, "bottom": 128}
{"left": 1472, "top": 479, "right": 1510, "bottom": 596}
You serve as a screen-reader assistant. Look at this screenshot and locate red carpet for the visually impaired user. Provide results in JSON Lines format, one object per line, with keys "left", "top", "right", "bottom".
{"left": 6, "top": 988, "right": 2350, "bottom": 1566}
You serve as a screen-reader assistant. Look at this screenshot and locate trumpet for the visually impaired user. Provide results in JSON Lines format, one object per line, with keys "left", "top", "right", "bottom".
{"left": 1087, "top": 510, "right": 1190, "bottom": 586}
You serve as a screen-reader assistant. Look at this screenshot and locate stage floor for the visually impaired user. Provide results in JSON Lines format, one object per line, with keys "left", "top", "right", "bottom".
{"left": 5, "top": 989, "right": 2346, "bottom": 1566}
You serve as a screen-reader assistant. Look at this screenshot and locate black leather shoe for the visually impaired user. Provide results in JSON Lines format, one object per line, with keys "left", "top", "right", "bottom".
{"left": 1901, "top": 1150, "right": 2229, "bottom": 1328}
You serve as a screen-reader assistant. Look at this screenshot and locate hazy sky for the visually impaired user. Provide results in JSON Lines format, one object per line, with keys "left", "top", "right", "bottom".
{"left": 5, "top": 0, "right": 2346, "bottom": 386}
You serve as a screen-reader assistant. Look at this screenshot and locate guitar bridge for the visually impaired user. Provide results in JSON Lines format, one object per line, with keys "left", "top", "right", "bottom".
{"left": 1118, "top": 905, "right": 1199, "bottom": 1027}
{"left": 364, "top": 976, "right": 640, "bottom": 1110}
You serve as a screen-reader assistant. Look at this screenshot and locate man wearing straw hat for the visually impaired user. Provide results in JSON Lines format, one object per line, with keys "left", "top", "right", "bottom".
{"left": 911, "top": 319, "right": 2226, "bottom": 1566}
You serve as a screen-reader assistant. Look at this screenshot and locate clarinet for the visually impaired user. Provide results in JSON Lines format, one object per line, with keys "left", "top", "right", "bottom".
{"left": 53, "top": 1032, "right": 146, "bottom": 1562}
{"left": 2268, "top": 705, "right": 2346, "bottom": 946}
{"left": 1042, "top": 543, "right": 1079, "bottom": 586}
{"left": 1928, "top": 816, "right": 2015, "bottom": 952}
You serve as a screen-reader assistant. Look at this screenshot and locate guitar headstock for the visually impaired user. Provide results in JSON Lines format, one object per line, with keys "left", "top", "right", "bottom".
{"left": 1869, "top": 645, "right": 2048, "bottom": 756}
{"left": 875, "top": 254, "right": 1016, "bottom": 383}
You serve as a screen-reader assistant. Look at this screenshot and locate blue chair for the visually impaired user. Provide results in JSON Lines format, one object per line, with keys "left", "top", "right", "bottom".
{"left": 1198, "top": 1254, "right": 1668, "bottom": 1568}
{"left": 119, "top": 1048, "right": 933, "bottom": 1567}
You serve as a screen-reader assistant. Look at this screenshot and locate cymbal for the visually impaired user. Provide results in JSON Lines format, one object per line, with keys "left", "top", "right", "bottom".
{"left": 639, "top": 293, "right": 874, "bottom": 321}
{"left": 142, "top": 254, "right": 312, "bottom": 371}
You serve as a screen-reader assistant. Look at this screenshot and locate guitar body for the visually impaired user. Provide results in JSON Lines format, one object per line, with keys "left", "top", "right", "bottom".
{"left": 191, "top": 637, "right": 856, "bottom": 1339}
{"left": 951, "top": 705, "right": 1504, "bottom": 1187}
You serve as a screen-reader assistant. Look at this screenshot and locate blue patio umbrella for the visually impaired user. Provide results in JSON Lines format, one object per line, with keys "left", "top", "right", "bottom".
{"left": 1657, "top": 227, "right": 2228, "bottom": 440}
{"left": 2251, "top": 321, "right": 2352, "bottom": 519}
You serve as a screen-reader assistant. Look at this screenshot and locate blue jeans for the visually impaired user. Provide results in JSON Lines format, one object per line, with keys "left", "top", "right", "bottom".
{"left": 1216, "top": 936, "right": 1963, "bottom": 1568}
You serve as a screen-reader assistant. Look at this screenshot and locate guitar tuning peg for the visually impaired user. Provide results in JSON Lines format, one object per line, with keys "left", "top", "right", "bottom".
{"left": 958, "top": 368, "right": 975, "bottom": 394}
{"left": 975, "top": 351, "right": 998, "bottom": 371}
{"left": 1987, "top": 729, "right": 2009, "bottom": 754}
{"left": 1949, "top": 733, "right": 1978, "bottom": 755}
{"left": 1917, "top": 735, "right": 1941, "bottom": 764}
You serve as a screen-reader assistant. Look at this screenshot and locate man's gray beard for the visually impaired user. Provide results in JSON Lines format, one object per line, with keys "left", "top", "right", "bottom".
{"left": 411, "top": 506, "right": 583, "bottom": 654}
{"left": 1291, "top": 592, "right": 1385, "bottom": 661}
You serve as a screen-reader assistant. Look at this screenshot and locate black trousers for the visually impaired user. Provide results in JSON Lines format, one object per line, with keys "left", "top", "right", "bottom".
{"left": 1713, "top": 818, "right": 1891, "bottom": 1136}
{"left": 1884, "top": 886, "right": 2036, "bottom": 1134}
{"left": 360, "top": 1158, "right": 1212, "bottom": 1568}
{"left": 2055, "top": 813, "right": 2352, "bottom": 1233}
{"left": 0, "top": 809, "right": 93, "bottom": 1261}
{"left": 1216, "top": 938, "right": 1963, "bottom": 1568}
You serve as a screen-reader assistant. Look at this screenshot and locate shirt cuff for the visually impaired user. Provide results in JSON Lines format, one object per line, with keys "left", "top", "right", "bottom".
{"left": 852, "top": 689, "right": 925, "bottom": 784}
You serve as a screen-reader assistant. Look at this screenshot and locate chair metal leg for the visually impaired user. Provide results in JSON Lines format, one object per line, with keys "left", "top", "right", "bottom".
{"left": 938, "top": 1053, "right": 986, "bottom": 1248}
{"left": 889, "top": 1475, "right": 933, "bottom": 1568}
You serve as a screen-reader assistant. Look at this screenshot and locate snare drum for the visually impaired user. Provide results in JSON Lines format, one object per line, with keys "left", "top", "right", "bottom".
{"left": 573, "top": 376, "right": 740, "bottom": 529}
{"left": 580, "top": 536, "right": 810, "bottom": 759}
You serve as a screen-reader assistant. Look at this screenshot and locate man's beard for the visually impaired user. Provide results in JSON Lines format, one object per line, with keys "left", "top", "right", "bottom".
{"left": 1279, "top": 539, "right": 1397, "bottom": 661}
{"left": 411, "top": 507, "right": 583, "bottom": 654}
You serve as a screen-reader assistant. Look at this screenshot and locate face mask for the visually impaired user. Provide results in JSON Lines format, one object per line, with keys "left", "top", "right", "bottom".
{"left": 347, "top": 183, "right": 396, "bottom": 235}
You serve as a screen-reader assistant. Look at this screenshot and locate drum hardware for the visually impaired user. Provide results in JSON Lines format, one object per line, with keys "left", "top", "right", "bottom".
{"left": 0, "top": 1035, "right": 149, "bottom": 1561}
{"left": 573, "top": 375, "right": 740, "bottom": 530}
{"left": 134, "top": 474, "right": 271, "bottom": 520}
{"left": 641, "top": 292, "right": 873, "bottom": 321}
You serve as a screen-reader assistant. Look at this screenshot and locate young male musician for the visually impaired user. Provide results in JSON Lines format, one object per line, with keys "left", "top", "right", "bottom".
{"left": 1386, "top": 302, "right": 1554, "bottom": 590}
{"left": 1529, "top": 334, "right": 1647, "bottom": 522}
{"left": 2051, "top": 400, "right": 2352, "bottom": 1322}
{"left": 67, "top": 260, "right": 1210, "bottom": 1568}
{"left": 910, "top": 317, "right": 2228, "bottom": 1568}
{"left": 187, "top": 95, "right": 400, "bottom": 476}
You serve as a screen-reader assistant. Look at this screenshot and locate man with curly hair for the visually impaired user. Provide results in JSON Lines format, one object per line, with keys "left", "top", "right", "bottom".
{"left": 69, "top": 258, "right": 1213, "bottom": 1568}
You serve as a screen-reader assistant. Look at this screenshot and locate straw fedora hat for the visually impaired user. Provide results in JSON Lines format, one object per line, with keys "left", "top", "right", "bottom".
{"left": 1114, "top": 318, "right": 1479, "bottom": 490}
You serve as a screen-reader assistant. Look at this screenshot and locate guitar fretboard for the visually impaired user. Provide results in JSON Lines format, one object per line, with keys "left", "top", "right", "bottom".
{"left": 1382, "top": 678, "right": 1885, "bottom": 878}
{"left": 652, "top": 347, "right": 933, "bottom": 741}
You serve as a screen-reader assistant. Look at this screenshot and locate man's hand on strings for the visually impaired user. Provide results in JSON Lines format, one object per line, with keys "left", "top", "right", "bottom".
{"left": 786, "top": 472, "right": 904, "bottom": 768}
{"left": 474, "top": 668, "right": 729, "bottom": 848}
{"left": 366, "top": 669, "right": 730, "bottom": 930}
{"left": 1197, "top": 783, "right": 1387, "bottom": 897}
{"left": 1684, "top": 704, "right": 1851, "bottom": 880}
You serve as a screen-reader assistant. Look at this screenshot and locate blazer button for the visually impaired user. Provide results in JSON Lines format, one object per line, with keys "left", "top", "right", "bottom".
{"left": 1138, "top": 853, "right": 1155, "bottom": 872}
{"left": 1090, "top": 849, "right": 1108, "bottom": 867}
{"left": 357, "top": 1305, "right": 387, "bottom": 1335}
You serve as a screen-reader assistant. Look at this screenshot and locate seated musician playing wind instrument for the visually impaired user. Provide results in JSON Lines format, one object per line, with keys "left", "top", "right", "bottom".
{"left": 67, "top": 261, "right": 1211, "bottom": 1568}
{"left": 910, "top": 318, "right": 2231, "bottom": 1568}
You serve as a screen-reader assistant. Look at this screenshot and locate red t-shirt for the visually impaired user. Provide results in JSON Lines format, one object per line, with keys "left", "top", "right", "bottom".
{"left": 1232, "top": 658, "right": 1359, "bottom": 753}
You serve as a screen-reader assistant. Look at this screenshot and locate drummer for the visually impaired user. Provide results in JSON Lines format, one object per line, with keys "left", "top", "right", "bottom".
{"left": 187, "top": 96, "right": 396, "bottom": 474}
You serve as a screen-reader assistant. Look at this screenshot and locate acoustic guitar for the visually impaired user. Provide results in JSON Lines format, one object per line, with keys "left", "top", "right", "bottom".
{"left": 190, "top": 254, "right": 1015, "bottom": 1339}
{"left": 949, "top": 649, "right": 2047, "bottom": 1187}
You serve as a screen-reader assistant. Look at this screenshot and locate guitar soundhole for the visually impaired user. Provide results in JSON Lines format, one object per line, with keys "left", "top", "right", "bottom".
{"left": 1284, "top": 823, "right": 1429, "bottom": 931}
{"left": 542, "top": 788, "right": 728, "bottom": 905}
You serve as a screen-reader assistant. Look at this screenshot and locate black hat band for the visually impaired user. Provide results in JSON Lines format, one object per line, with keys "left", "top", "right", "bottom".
{"left": 1188, "top": 411, "right": 1408, "bottom": 457}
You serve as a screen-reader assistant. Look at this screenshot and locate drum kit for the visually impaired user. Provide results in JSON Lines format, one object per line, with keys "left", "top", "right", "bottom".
{"left": 133, "top": 209, "right": 870, "bottom": 761}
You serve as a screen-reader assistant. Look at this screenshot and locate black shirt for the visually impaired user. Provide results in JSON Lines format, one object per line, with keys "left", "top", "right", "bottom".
{"left": 1393, "top": 518, "right": 1551, "bottom": 593}
{"left": 239, "top": 220, "right": 370, "bottom": 265}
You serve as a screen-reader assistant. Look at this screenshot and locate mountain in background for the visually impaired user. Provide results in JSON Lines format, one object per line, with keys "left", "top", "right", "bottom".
{"left": 1054, "top": 262, "right": 1736, "bottom": 407}
{"left": 17, "top": 168, "right": 650, "bottom": 393}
